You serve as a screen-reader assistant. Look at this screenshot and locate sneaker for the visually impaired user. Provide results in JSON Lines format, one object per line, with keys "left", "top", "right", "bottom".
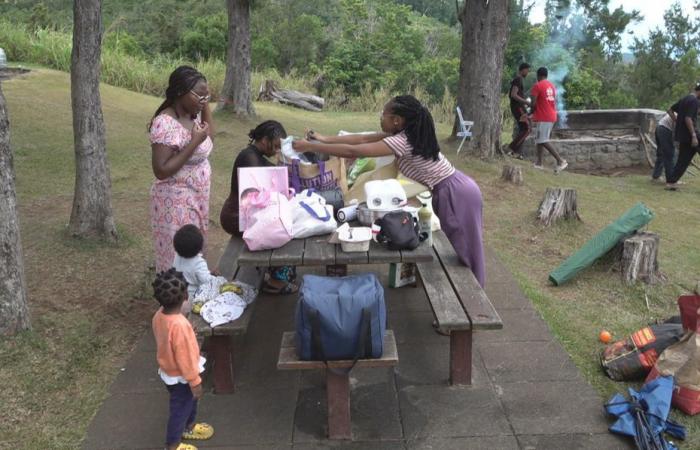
{"left": 533, "top": 164, "right": 544, "bottom": 170}
{"left": 555, "top": 160, "right": 568, "bottom": 173}
{"left": 665, "top": 183, "right": 679, "bottom": 191}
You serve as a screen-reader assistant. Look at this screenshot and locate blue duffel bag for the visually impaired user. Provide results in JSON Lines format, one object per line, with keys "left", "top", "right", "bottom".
{"left": 296, "top": 273, "right": 386, "bottom": 363}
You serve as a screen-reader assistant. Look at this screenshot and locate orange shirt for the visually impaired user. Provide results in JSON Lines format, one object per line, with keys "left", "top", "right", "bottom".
{"left": 152, "top": 308, "right": 202, "bottom": 387}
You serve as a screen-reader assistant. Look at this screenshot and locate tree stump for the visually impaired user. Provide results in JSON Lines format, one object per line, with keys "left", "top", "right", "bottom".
{"left": 501, "top": 165, "right": 523, "bottom": 185}
{"left": 537, "top": 188, "right": 581, "bottom": 226}
{"left": 621, "top": 232, "right": 659, "bottom": 284}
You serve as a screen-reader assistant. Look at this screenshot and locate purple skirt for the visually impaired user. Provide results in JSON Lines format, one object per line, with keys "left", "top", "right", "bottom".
{"left": 432, "top": 170, "right": 486, "bottom": 287}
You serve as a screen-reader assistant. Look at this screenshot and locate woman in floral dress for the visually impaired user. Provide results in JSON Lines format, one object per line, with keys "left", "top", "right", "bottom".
{"left": 149, "top": 66, "right": 215, "bottom": 272}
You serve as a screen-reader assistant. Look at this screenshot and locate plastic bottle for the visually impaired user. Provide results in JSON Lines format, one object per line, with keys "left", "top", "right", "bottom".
{"left": 418, "top": 203, "right": 432, "bottom": 246}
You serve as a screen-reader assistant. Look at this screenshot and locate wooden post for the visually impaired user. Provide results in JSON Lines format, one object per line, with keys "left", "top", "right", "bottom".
{"left": 621, "top": 232, "right": 659, "bottom": 284}
{"left": 449, "top": 330, "right": 472, "bottom": 385}
{"left": 209, "top": 335, "right": 235, "bottom": 394}
{"left": 537, "top": 187, "right": 581, "bottom": 226}
{"left": 326, "top": 370, "right": 351, "bottom": 439}
{"left": 501, "top": 165, "right": 523, "bottom": 185}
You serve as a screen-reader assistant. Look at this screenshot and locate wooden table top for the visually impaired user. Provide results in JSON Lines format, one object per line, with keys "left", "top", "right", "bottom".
{"left": 237, "top": 230, "right": 436, "bottom": 267}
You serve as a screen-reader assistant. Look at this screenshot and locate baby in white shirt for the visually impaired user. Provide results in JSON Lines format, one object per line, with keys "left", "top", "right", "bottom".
{"left": 172, "top": 224, "right": 215, "bottom": 312}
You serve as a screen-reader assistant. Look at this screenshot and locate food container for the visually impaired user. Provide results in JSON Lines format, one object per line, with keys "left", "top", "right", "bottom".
{"left": 338, "top": 226, "right": 372, "bottom": 252}
{"left": 364, "top": 179, "right": 407, "bottom": 210}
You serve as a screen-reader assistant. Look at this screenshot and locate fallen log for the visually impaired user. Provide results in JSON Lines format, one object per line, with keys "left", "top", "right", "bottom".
{"left": 620, "top": 232, "right": 660, "bottom": 285}
{"left": 537, "top": 187, "right": 581, "bottom": 226}
{"left": 257, "top": 79, "right": 325, "bottom": 112}
{"left": 501, "top": 165, "right": 523, "bottom": 185}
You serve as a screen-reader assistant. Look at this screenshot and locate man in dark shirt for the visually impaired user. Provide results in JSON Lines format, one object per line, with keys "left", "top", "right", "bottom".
{"left": 506, "top": 63, "right": 531, "bottom": 158}
{"left": 666, "top": 83, "right": 700, "bottom": 190}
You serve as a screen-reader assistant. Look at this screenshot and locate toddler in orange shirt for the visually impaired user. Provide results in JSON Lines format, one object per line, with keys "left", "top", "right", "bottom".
{"left": 152, "top": 268, "right": 214, "bottom": 450}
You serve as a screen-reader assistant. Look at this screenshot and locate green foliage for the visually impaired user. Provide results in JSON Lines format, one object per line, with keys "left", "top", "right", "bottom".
{"left": 180, "top": 13, "right": 228, "bottom": 60}
{"left": 564, "top": 67, "right": 602, "bottom": 109}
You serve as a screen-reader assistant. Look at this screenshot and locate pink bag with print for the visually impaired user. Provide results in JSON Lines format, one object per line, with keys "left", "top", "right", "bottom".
{"left": 242, "top": 189, "right": 294, "bottom": 251}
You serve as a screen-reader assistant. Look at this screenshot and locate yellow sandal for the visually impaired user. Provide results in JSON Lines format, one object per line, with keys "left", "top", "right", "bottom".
{"left": 175, "top": 444, "right": 197, "bottom": 450}
{"left": 182, "top": 422, "right": 214, "bottom": 440}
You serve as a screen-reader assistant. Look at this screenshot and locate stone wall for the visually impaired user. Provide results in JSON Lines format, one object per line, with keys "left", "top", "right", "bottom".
{"left": 518, "top": 109, "right": 663, "bottom": 171}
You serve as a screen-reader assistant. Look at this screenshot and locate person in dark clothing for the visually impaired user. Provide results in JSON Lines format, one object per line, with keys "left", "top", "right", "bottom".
{"left": 219, "top": 120, "right": 298, "bottom": 294}
{"left": 666, "top": 84, "right": 700, "bottom": 190}
{"left": 651, "top": 110, "right": 676, "bottom": 182}
{"left": 507, "top": 63, "right": 531, "bottom": 158}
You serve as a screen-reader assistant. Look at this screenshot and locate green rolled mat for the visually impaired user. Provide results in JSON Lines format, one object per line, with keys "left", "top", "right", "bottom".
{"left": 549, "top": 202, "right": 655, "bottom": 286}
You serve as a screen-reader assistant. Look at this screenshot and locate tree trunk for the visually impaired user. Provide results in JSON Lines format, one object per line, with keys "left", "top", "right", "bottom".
{"left": 501, "top": 164, "right": 523, "bottom": 184}
{"left": 257, "top": 80, "right": 325, "bottom": 112}
{"left": 0, "top": 84, "right": 31, "bottom": 335}
{"left": 220, "top": 0, "right": 255, "bottom": 116}
{"left": 537, "top": 187, "right": 581, "bottom": 226}
{"left": 453, "top": 0, "right": 509, "bottom": 158}
{"left": 70, "top": 0, "right": 117, "bottom": 241}
{"left": 621, "top": 232, "right": 659, "bottom": 285}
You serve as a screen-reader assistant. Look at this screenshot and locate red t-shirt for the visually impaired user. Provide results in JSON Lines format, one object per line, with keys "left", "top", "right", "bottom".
{"left": 531, "top": 80, "right": 557, "bottom": 123}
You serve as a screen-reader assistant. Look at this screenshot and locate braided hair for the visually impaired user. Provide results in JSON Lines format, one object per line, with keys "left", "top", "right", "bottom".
{"left": 388, "top": 95, "right": 441, "bottom": 161}
{"left": 149, "top": 65, "right": 207, "bottom": 130}
{"left": 248, "top": 120, "right": 287, "bottom": 143}
{"left": 152, "top": 268, "right": 188, "bottom": 309}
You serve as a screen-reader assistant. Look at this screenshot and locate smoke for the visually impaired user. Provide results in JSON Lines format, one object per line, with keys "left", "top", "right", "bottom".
{"left": 532, "top": 7, "right": 587, "bottom": 129}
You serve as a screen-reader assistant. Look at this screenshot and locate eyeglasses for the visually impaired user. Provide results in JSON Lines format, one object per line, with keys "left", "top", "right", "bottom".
{"left": 190, "top": 90, "right": 211, "bottom": 103}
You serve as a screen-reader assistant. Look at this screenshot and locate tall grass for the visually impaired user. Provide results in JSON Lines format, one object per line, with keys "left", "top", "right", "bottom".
{"left": 0, "top": 20, "right": 457, "bottom": 121}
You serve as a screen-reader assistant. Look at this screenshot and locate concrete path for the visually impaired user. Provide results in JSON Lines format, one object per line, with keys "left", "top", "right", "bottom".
{"left": 82, "top": 248, "right": 631, "bottom": 449}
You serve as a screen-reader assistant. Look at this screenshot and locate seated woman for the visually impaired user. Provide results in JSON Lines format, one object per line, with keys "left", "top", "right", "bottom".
{"left": 293, "top": 95, "right": 486, "bottom": 288}
{"left": 220, "top": 120, "right": 298, "bottom": 294}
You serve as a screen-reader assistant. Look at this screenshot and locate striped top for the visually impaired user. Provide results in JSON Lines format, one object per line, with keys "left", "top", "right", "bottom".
{"left": 383, "top": 132, "right": 455, "bottom": 189}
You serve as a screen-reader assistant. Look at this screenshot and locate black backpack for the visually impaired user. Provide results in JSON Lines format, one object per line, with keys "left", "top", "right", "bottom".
{"left": 374, "top": 211, "right": 425, "bottom": 251}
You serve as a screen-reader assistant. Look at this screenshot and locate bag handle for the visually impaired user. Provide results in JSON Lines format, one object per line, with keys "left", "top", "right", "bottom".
{"left": 300, "top": 201, "right": 332, "bottom": 222}
{"left": 290, "top": 159, "right": 302, "bottom": 193}
{"left": 309, "top": 307, "right": 372, "bottom": 375}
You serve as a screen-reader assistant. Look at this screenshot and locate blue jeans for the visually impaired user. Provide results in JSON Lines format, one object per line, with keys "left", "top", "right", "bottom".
{"left": 652, "top": 126, "right": 676, "bottom": 180}
{"left": 165, "top": 383, "right": 198, "bottom": 445}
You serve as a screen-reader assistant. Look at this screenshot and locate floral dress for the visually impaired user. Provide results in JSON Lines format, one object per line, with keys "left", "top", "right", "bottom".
{"left": 149, "top": 114, "right": 213, "bottom": 272}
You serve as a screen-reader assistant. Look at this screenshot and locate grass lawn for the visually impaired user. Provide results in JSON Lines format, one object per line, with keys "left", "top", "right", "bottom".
{"left": 1, "top": 68, "right": 699, "bottom": 448}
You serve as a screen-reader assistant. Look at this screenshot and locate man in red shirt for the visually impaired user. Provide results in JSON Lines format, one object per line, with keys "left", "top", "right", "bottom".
{"left": 530, "top": 67, "right": 567, "bottom": 172}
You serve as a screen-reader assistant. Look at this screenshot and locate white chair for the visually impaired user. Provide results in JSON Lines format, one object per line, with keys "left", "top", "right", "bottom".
{"left": 455, "top": 106, "right": 473, "bottom": 154}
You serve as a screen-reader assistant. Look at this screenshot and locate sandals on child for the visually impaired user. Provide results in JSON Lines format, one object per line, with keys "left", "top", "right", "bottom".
{"left": 262, "top": 281, "right": 299, "bottom": 295}
{"left": 182, "top": 422, "right": 214, "bottom": 440}
{"left": 175, "top": 443, "right": 198, "bottom": 450}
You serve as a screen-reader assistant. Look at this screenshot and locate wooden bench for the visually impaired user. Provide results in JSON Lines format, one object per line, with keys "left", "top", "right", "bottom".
{"left": 189, "top": 236, "right": 265, "bottom": 394}
{"left": 415, "top": 232, "right": 502, "bottom": 385}
{"left": 277, "top": 330, "right": 398, "bottom": 440}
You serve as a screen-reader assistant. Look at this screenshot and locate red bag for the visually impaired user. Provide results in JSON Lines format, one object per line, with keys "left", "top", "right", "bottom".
{"left": 646, "top": 295, "right": 700, "bottom": 415}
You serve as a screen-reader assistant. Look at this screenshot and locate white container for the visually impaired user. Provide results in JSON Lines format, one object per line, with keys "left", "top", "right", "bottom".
{"left": 364, "top": 179, "right": 407, "bottom": 211}
{"left": 0, "top": 48, "right": 6, "bottom": 69}
{"left": 338, "top": 226, "right": 372, "bottom": 252}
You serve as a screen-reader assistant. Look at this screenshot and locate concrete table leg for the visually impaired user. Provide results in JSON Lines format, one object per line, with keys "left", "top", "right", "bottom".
{"left": 326, "top": 370, "right": 351, "bottom": 440}
{"left": 449, "top": 329, "right": 472, "bottom": 385}
{"left": 210, "top": 335, "right": 235, "bottom": 394}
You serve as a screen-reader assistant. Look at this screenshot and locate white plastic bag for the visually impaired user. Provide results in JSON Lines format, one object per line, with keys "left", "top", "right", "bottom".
{"left": 291, "top": 189, "right": 338, "bottom": 239}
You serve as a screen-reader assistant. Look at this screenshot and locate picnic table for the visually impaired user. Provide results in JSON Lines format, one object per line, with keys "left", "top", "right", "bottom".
{"left": 236, "top": 229, "right": 434, "bottom": 274}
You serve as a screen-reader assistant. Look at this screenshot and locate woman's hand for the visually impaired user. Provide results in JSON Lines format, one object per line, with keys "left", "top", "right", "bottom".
{"left": 191, "top": 121, "right": 210, "bottom": 147}
{"left": 305, "top": 128, "right": 327, "bottom": 142}
{"left": 292, "top": 139, "right": 312, "bottom": 152}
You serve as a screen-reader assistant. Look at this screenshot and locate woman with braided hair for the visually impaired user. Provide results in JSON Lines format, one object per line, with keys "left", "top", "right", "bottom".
{"left": 149, "top": 66, "right": 215, "bottom": 272}
{"left": 294, "top": 95, "right": 485, "bottom": 287}
{"left": 152, "top": 268, "right": 214, "bottom": 449}
{"left": 220, "top": 120, "right": 299, "bottom": 295}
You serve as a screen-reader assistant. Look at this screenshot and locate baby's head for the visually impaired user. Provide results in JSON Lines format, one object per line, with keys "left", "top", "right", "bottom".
{"left": 173, "top": 224, "right": 203, "bottom": 259}
{"left": 152, "top": 268, "right": 188, "bottom": 310}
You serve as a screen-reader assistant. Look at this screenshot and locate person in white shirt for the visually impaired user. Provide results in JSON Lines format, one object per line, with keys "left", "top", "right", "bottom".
{"left": 652, "top": 111, "right": 677, "bottom": 182}
{"left": 173, "top": 224, "right": 215, "bottom": 312}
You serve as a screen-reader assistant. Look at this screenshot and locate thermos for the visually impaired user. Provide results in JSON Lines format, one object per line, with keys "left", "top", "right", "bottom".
{"left": 337, "top": 202, "right": 358, "bottom": 223}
